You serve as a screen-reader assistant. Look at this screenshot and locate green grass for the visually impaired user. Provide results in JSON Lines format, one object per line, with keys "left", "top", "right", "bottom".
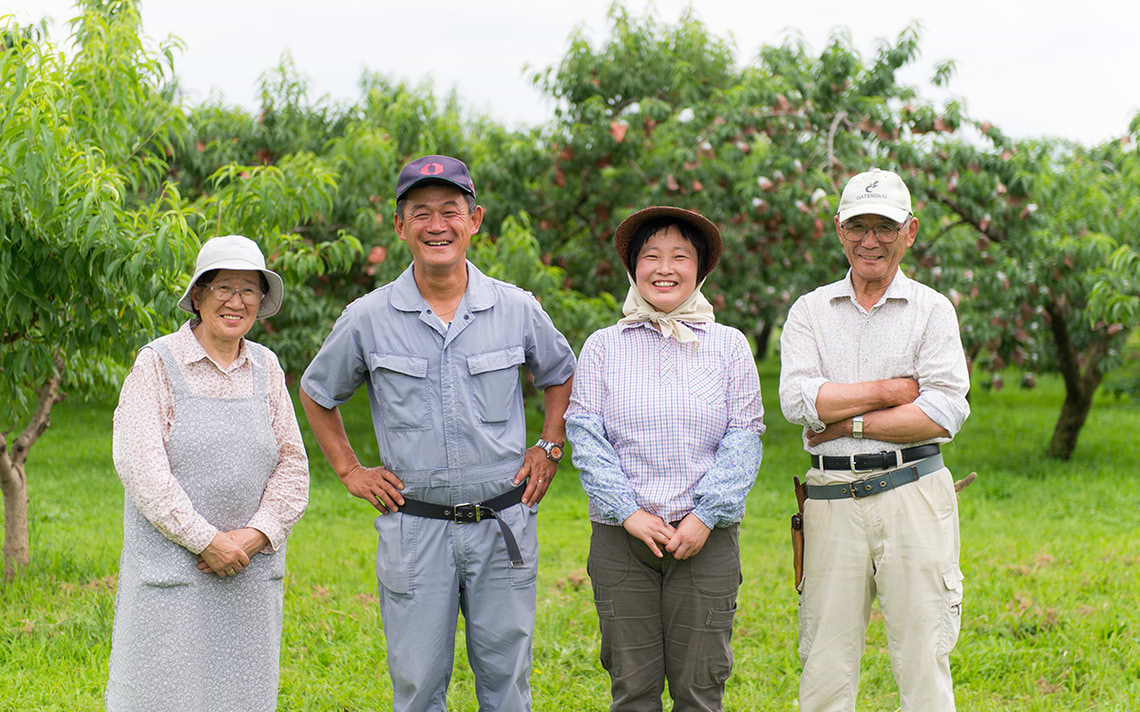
{"left": 2, "top": 361, "right": 1139, "bottom": 710}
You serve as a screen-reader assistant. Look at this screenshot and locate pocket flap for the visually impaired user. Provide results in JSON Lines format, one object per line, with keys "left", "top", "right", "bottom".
{"left": 706, "top": 606, "right": 737, "bottom": 628}
{"left": 370, "top": 352, "right": 429, "bottom": 378}
{"left": 467, "top": 346, "right": 525, "bottom": 375}
{"left": 942, "top": 564, "right": 964, "bottom": 589}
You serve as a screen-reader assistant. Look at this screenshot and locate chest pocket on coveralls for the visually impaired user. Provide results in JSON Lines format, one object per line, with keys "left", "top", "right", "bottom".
{"left": 467, "top": 346, "right": 526, "bottom": 424}
{"left": 369, "top": 352, "right": 431, "bottom": 431}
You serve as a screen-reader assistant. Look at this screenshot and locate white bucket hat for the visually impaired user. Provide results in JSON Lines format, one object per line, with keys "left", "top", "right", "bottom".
{"left": 837, "top": 167, "right": 912, "bottom": 224}
{"left": 177, "top": 235, "right": 284, "bottom": 319}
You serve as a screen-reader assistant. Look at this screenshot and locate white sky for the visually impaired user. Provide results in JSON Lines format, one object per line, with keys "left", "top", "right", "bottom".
{"left": 5, "top": 0, "right": 1139, "bottom": 146}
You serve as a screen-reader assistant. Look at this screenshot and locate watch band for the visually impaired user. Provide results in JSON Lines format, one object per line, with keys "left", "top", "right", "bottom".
{"left": 535, "top": 438, "right": 564, "bottom": 463}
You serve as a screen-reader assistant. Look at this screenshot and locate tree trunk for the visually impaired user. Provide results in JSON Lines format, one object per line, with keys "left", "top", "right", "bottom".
{"left": 754, "top": 321, "right": 773, "bottom": 361}
{"left": 0, "top": 458, "right": 29, "bottom": 580}
{"left": 1047, "top": 383, "right": 1100, "bottom": 460}
{"left": 1044, "top": 303, "right": 1108, "bottom": 460}
{"left": 0, "top": 355, "right": 64, "bottom": 580}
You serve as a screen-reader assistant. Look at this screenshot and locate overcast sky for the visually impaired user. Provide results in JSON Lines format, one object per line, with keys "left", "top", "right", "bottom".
{"left": 5, "top": 1, "right": 1138, "bottom": 147}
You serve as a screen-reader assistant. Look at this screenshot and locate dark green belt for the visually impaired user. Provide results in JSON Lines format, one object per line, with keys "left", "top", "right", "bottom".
{"left": 805, "top": 454, "right": 944, "bottom": 500}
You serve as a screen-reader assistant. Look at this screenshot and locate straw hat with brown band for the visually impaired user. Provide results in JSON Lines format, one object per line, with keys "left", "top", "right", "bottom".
{"left": 613, "top": 205, "right": 723, "bottom": 281}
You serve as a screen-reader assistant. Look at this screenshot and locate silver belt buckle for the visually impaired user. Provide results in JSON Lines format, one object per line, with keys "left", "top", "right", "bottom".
{"left": 849, "top": 455, "right": 875, "bottom": 474}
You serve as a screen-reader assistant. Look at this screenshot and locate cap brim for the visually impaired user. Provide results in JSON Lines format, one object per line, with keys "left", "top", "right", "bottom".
{"left": 614, "top": 206, "right": 722, "bottom": 280}
{"left": 177, "top": 260, "right": 284, "bottom": 319}
{"left": 837, "top": 203, "right": 910, "bottom": 224}
{"left": 396, "top": 177, "right": 475, "bottom": 202}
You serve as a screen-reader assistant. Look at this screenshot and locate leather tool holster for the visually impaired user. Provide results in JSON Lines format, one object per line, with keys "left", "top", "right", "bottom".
{"left": 791, "top": 476, "right": 806, "bottom": 594}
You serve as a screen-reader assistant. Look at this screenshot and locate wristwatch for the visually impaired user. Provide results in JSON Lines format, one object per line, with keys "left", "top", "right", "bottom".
{"left": 851, "top": 415, "right": 865, "bottom": 439}
{"left": 534, "top": 438, "right": 564, "bottom": 464}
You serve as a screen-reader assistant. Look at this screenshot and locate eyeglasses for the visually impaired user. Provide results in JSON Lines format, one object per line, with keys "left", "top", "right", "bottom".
{"left": 204, "top": 284, "right": 264, "bottom": 305}
{"left": 839, "top": 218, "right": 910, "bottom": 244}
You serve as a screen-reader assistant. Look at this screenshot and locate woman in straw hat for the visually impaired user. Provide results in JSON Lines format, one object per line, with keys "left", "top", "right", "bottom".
{"left": 565, "top": 207, "right": 765, "bottom": 711}
{"left": 105, "top": 235, "right": 308, "bottom": 711}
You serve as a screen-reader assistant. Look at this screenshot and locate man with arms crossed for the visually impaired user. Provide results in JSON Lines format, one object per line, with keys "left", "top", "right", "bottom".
{"left": 779, "top": 168, "right": 970, "bottom": 711}
{"left": 300, "top": 155, "right": 575, "bottom": 712}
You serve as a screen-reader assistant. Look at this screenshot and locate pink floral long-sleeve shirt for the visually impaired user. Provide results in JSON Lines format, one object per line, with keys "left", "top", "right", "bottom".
{"left": 112, "top": 321, "right": 309, "bottom": 555}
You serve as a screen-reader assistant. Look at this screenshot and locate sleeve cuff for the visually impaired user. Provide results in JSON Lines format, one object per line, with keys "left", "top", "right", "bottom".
{"left": 533, "top": 359, "right": 577, "bottom": 390}
{"left": 185, "top": 524, "right": 220, "bottom": 556}
{"left": 298, "top": 376, "right": 342, "bottom": 410}
{"left": 245, "top": 513, "right": 285, "bottom": 553}
{"left": 801, "top": 377, "right": 828, "bottom": 433}
{"left": 690, "top": 506, "right": 720, "bottom": 530}
{"left": 614, "top": 500, "right": 642, "bottom": 525}
{"left": 914, "top": 392, "right": 966, "bottom": 437}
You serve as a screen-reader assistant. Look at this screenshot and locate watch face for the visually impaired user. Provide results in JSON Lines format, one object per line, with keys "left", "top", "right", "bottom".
{"left": 549, "top": 444, "right": 564, "bottom": 460}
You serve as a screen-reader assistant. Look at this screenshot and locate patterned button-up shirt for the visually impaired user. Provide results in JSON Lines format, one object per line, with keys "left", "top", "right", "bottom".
{"left": 112, "top": 321, "right": 309, "bottom": 555}
{"left": 565, "top": 321, "right": 765, "bottom": 529}
{"left": 300, "top": 261, "right": 576, "bottom": 497}
{"left": 779, "top": 268, "right": 970, "bottom": 456}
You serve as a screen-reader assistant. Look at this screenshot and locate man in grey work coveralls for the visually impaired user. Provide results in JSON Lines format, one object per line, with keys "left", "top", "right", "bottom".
{"left": 779, "top": 168, "right": 970, "bottom": 711}
{"left": 299, "top": 155, "right": 576, "bottom": 712}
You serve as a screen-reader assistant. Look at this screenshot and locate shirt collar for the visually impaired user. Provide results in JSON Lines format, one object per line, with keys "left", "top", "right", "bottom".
{"left": 829, "top": 267, "right": 914, "bottom": 307}
{"left": 619, "top": 320, "right": 711, "bottom": 334}
{"left": 390, "top": 260, "right": 498, "bottom": 313}
{"left": 174, "top": 320, "right": 261, "bottom": 370}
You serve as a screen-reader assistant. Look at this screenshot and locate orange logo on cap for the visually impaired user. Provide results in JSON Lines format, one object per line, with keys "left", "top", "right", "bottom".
{"left": 421, "top": 163, "right": 445, "bottom": 175}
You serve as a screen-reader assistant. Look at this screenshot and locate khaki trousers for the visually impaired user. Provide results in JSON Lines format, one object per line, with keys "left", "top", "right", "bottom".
{"left": 798, "top": 464, "right": 963, "bottom": 712}
{"left": 588, "top": 522, "right": 741, "bottom": 712}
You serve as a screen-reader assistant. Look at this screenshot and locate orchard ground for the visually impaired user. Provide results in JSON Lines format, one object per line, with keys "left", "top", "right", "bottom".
{"left": 2, "top": 359, "right": 1138, "bottom": 711}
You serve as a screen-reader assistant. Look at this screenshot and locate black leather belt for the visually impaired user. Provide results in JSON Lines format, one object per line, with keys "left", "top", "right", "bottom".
{"left": 805, "top": 454, "right": 944, "bottom": 500}
{"left": 398, "top": 483, "right": 527, "bottom": 567}
{"left": 810, "top": 444, "right": 940, "bottom": 472}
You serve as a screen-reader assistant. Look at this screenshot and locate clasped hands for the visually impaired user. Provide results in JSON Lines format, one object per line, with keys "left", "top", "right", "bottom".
{"left": 197, "top": 528, "right": 268, "bottom": 578}
{"left": 623, "top": 509, "right": 711, "bottom": 560}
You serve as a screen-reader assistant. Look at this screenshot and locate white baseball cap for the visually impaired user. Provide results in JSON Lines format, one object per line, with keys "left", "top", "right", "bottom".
{"left": 177, "top": 235, "right": 284, "bottom": 318}
{"left": 837, "top": 168, "right": 912, "bottom": 224}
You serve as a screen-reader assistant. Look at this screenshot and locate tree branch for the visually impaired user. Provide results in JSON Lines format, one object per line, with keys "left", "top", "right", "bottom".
{"left": 1044, "top": 301, "right": 1082, "bottom": 398}
{"left": 10, "top": 353, "right": 65, "bottom": 468}
{"left": 934, "top": 195, "right": 1007, "bottom": 243}
{"left": 929, "top": 218, "right": 966, "bottom": 245}
{"left": 826, "top": 111, "right": 849, "bottom": 190}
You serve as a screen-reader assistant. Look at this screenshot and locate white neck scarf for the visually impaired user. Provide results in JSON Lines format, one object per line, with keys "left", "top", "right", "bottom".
{"left": 617, "top": 273, "right": 715, "bottom": 346}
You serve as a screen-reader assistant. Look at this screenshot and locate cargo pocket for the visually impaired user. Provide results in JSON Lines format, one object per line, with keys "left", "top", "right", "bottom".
{"left": 369, "top": 352, "right": 431, "bottom": 431}
{"left": 374, "top": 512, "right": 419, "bottom": 596}
{"left": 500, "top": 503, "right": 539, "bottom": 589}
{"left": 936, "top": 564, "right": 964, "bottom": 657}
{"left": 688, "top": 526, "right": 741, "bottom": 596}
{"left": 467, "top": 346, "right": 525, "bottom": 424}
{"left": 586, "top": 525, "right": 630, "bottom": 587}
{"left": 594, "top": 598, "right": 623, "bottom": 677}
{"left": 694, "top": 605, "right": 737, "bottom": 686}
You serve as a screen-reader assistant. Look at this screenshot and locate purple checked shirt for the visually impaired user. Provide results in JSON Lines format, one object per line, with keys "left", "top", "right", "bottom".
{"left": 565, "top": 321, "right": 765, "bottom": 529}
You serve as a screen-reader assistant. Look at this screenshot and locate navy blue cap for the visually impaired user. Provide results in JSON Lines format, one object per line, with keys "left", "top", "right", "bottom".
{"left": 396, "top": 155, "right": 476, "bottom": 202}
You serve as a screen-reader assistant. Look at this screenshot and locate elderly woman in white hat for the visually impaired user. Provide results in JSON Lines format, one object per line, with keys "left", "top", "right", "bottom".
{"left": 565, "top": 207, "right": 765, "bottom": 711}
{"left": 105, "top": 235, "right": 308, "bottom": 711}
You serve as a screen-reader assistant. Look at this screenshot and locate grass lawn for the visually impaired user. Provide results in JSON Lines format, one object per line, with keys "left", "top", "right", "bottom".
{"left": 2, "top": 360, "right": 1138, "bottom": 710}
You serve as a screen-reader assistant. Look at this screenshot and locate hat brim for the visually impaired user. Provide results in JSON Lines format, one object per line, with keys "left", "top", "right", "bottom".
{"left": 614, "top": 206, "right": 722, "bottom": 281}
{"left": 177, "top": 259, "right": 285, "bottom": 319}
{"left": 396, "top": 177, "right": 476, "bottom": 203}
{"left": 837, "top": 203, "right": 911, "bottom": 224}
